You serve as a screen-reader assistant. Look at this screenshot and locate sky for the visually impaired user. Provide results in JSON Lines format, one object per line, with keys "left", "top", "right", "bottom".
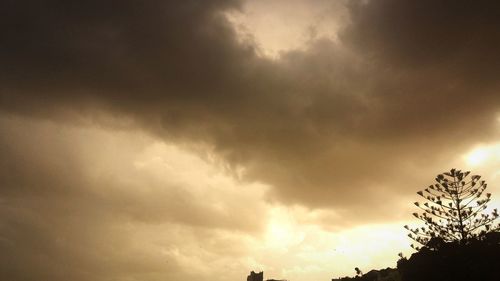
{"left": 2, "top": 0, "right": 500, "bottom": 280}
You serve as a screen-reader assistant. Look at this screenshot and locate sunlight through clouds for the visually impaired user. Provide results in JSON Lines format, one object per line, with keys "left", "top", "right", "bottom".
{"left": 465, "top": 146, "right": 492, "bottom": 166}
{"left": 225, "top": 0, "right": 348, "bottom": 58}
{"left": 464, "top": 143, "right": 500, "bottom": 167}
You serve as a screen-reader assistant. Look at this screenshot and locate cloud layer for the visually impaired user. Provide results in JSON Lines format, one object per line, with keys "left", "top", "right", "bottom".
{"left": 3, "top": 0, "right": 500, "bottom": 207}
{"left": 2, "top": 1, "right": 500, "bottom": 280}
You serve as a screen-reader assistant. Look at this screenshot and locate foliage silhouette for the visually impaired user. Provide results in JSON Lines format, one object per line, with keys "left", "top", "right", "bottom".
{"left": 397, "top": 233, "right": 500, "bottom": 281}
{"left": 332, "top": 267, "right": 400, "bottom": 281}
{"left": 355, "top": 267, "right": 363, "bottom": 277}
{"left": 405, "top": 168, "right": 499, "bottom": 250}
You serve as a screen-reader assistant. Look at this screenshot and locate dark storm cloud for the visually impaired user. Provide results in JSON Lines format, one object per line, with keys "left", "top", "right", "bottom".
{"left": 341, "top": 0, "right": 500, "bottom": 137}
{"left": 2, "top": 0, "right": 500, "bottom": 217}
{"left": 345, "top": 0, "right": 500, "bottom": 72}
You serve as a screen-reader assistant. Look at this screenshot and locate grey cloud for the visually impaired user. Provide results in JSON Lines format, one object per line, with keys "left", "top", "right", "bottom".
{"left": 2, "top": 0, "right": 500, "bottom": 220}
{"left": 344, "top": 0, "right": 500, "bottom": 71}
{"left": 0, "top": 117, "right": 264, "bottom": 281}
{"left": 0, "top": 117, "right": 265, "bottom": 231}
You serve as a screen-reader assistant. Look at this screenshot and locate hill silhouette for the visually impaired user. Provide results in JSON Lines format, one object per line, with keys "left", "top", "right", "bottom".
{"left": 397, "top": 232, "right": 500, "bottom": 281}
{"left": 332, "top": 232, "right": 500, "bottom": 281}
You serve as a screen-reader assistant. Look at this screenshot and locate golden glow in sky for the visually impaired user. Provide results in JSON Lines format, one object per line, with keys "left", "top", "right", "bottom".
{"left": 5, "top": 117, "right": 500, "bottom": 281}
{"left": 465, "top": 144, "right": 500, "bottom": 167}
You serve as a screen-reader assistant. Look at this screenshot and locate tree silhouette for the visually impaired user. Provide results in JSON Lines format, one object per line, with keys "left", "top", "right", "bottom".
{"left": 405, "top": 168, "right": 499, "bottom": 250}
{"left": 354, "top": 267, "right": 362, "bottom": 277}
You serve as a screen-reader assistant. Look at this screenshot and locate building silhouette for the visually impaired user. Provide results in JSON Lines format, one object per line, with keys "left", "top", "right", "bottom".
{"left": 247, "top": 271, "right": 287, "bottom": 281}
{"left": 247, "top": 271, "right": 263, "bottom": 281}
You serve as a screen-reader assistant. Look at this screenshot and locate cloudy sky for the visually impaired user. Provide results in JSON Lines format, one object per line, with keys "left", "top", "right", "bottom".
{"left": 2, "top": 0, "right": 500, "bottom": 280}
